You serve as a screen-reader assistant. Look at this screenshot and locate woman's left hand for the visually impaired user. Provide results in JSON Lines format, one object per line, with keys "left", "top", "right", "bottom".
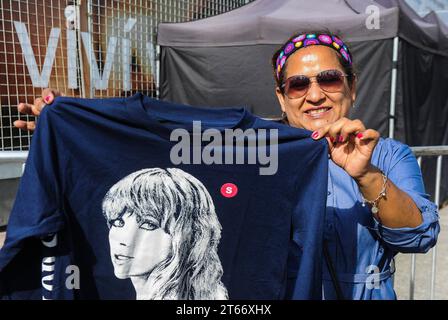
{"left": 311, "top": 117, "right": 380, "bottom": 180}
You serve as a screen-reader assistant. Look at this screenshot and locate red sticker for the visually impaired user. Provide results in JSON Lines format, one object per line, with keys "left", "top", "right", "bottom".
{"left": 220, "top": 183, "right": 238, "bottom": 198}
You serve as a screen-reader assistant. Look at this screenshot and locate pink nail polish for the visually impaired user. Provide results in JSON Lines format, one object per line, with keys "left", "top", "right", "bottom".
{"left": 44, "top": 95, "right": 51, "bottom": 103}
{"left": 357, "top": 133, "right": 363, "bottom": 139}
{"left": 330, "top": 136, "right": 335, "bottom": 143}
{"left": 311, "top": 131, "right": 319, "bottom": 139}
{"left": 338, "top": 135, "right": 344, "bottom": 142}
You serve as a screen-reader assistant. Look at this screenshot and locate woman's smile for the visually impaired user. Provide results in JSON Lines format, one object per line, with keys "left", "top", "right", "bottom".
{"left": 304, "top": 106, "right": 333, "bottom": 119}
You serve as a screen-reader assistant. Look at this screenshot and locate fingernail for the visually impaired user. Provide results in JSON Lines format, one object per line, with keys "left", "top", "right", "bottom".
{"left": 44, "top": 95, "right": 51, "bottom": 103}
{"left": 329, "top": 136, "right": 335, "bottom": 143}
{"left": 356, "top": 133, "right": 363, "bottom": 139}
{"left": 338, "top": 135, "right": 344, "bottom": 142}
{"left": 311, "top": 131, "right": 319, "bottom": 139}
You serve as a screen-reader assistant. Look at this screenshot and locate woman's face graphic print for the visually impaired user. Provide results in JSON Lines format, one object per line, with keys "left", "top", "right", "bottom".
{"left": 108, "top": 210, "right": 172, "bottom": 279}
{"left": 102, "top": 168, "right": 228, "bottom": 300}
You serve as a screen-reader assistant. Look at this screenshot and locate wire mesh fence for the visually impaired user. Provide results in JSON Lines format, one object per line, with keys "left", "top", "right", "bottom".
{"left": 0, "top": 0, "right": 251, "bottom": 151}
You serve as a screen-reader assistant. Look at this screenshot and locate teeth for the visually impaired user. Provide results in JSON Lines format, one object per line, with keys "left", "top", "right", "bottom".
{"left": 308, "top": 108, "right": 329, "bottom": 115}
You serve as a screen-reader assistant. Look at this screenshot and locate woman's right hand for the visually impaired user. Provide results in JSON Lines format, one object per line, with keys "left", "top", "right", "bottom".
{"left": 14, "top": 88, "right": 63, "bottom": 131}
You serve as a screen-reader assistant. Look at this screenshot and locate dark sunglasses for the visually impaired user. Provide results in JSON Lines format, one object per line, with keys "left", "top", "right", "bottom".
{"left": 281, "top": 69, "right": 350, "bottom": 99}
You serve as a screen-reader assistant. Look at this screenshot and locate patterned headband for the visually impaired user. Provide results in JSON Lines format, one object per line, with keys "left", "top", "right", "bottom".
{"left": 275, "top": 33, "right": 353, "bottom": 80}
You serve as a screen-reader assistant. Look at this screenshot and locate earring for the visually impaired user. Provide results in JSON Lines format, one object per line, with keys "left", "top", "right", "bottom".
{"left": 281, "top": 111, "right": 289, "bottom": 124}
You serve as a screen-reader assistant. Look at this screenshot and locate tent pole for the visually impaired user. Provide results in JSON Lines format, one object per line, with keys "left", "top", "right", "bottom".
{"left": 389, "top": 36, "right": 399, "bottom": 139}
{"left": 390, "top": 37, "right": 399, "bottom": 291}
{"left": 156, "top": 44, "right": 160, "bottom": 99}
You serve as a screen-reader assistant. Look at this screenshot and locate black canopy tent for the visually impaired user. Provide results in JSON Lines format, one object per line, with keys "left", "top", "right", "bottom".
{"left": 157, "top": 0, "right": 448, "bottom": 204}
{"left": 158, "top": 0, "right": 400, "bottom": 139}
{"left": 376, "top": 0, "right": 448, "bottom": 55}
{"left": 375, "top": 0, "right": 448, "bottom": 143}
{"left": 375, "top": 0, "right": 448, "bottom": 205}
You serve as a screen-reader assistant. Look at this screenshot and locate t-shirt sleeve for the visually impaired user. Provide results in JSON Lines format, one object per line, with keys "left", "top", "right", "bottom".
{"left": 0, "top": 107, "right": 65, "bottom": 297}
{"left": 372, "top": 139, "right": 440, "bottom": 253}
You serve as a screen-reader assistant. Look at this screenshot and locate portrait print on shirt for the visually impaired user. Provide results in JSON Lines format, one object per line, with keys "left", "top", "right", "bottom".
{"left": 101, "top": 168, "right": 228, "bottom": 300}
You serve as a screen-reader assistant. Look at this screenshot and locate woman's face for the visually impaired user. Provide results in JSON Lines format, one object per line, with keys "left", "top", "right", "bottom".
{"left": 275, "top": 45, "right": 356, "bottom": 132}
{"left": 108, "top": 211, "right": 172, "bottom": 279}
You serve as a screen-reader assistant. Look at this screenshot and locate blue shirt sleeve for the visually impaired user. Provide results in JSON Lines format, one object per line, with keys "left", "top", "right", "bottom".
{"left": 0, "top": 107, "right": 65, "bottom": 272}
{"left": 372, "top": 139, "right": 440, "bottom": 253}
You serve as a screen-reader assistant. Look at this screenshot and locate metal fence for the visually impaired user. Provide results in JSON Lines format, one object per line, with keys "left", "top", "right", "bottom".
{"left": 0, "top": 0, "right": 251, "bottom": 151}
{"left": 398, "top": 145, "right": 448, "bottom": 300}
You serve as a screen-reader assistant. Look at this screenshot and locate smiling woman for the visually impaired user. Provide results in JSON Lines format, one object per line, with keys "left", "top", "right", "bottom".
{"left": 102, "top": 167, "right": 228, "bottom": 300}
{"left": 271, "top": 31, "right": 439, "bottom": 300}
{"left": 273, "top": 33, "right": 356, "bottom": 132}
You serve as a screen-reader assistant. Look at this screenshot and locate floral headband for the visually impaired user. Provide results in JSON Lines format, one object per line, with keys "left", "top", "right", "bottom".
{"left": 275, "top": 33, "right": 353, "bottom": 80}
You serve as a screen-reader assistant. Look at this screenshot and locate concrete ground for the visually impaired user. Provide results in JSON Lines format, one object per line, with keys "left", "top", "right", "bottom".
{"left": 0, "top": 208, "right": 446, "bottom": 300}
{"left": 394, "top": 205, "right": 448, "bottom": 300}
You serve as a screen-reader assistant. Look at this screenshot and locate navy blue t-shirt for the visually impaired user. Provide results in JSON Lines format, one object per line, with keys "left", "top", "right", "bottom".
{"left": 0, "top": 94, "right": 328, "bottom": 300}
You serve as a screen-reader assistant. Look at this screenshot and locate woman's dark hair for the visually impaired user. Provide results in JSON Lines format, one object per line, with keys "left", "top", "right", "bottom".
{"left": 271, "top": 30, "right": 356, "bottom": 92}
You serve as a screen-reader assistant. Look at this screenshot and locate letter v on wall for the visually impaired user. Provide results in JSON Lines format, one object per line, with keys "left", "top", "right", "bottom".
{"left": 13, "top": 21, "right": 60, "bottom": 88}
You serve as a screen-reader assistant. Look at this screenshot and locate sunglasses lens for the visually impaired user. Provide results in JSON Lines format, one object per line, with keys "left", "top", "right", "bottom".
{"left": 283, "top": 70, "right": 347, "bottom": 98}
{"left": 317, "top": 70, "right": 345, "bottom": 92}
{"left": 285, "top": 76, "right": 310, "bottom": 98}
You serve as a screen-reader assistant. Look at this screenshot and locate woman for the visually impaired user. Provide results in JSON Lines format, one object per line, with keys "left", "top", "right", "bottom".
{"left": 272, "top": 32, "right": 439, "bottom": 299}
{"left": 102, "top": 167, "right": 228, "bottom": 300}
{"left": 15, "top": 31, "right": 439, "bottom": 300}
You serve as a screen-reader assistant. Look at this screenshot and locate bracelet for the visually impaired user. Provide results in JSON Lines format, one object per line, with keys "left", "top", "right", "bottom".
{"left": 361, "top": 172, "right": 388, "bottom": 214}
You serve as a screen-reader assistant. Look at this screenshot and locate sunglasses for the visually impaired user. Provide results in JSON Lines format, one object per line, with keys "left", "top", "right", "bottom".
{"left": 281, "top": 69, "right": 350, "bottom": 99}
